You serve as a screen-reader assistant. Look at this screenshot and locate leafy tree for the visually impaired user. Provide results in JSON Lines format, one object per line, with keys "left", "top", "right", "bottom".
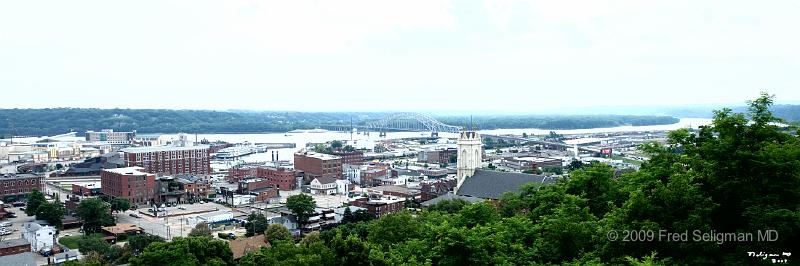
{"left": 343, "top": 145, "right": 356, "bottom": 152}
{"left": 188, "top": 222, "right": 213, "bottom": 238}
{"left": 522, "top": 132, "right": 528, "bottom": 138}
{"left": 238, "top": 239, "right": 335, "bottom": 266}
{"left": 127, "top": 234, "right": 165, "bottom": 255}
{"left": 456, "top": 202, "right": 499, "bottom": 228}
{"left": 265, "top": 224, "right": 292, "bottom": 243}
{"left": 367, "top": 211, "right": 420, "bottom": 247}
{"left": 109, "top": 198, "right": 131, "bottom": 213}
{"left": 542, "top": 166, "right": 564, "bottom": 175}
{"left": 428, "top": 198, "right": 470, "bottom": 214}
{"left": 342, "top": 207, "right": 354, "bottom": 223}
{"left": 330, "top": 140, "right": 343, "bottom": 149}
{"left": 245, "top": 213, "right": 269, "bottom": 237}
{"left": 299, "top": 231, "right": 321, "bottom": 246}
{"left": 286, "top": 194, "right": 316, "bottom": 224}
{"left": 25, "top": 189, "right": 46, "bottom": 216}
{"left": 130, "top": 237, "right": 233, "bottom": 266}
{"left": 568, "top": 160, "right": 585, "bottom": 171}
{"left": 77, "top": 236, "right": 112, "bottom": 259}
{"left": 76, "top": 198, "right": 113, "bottom": 234}
{"left": 36, "top": 201, "right": 66, "bottom": 228}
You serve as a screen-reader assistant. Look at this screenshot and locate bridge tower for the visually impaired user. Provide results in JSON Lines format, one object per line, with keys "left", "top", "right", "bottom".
{"left": 455, "top": 128, "right": 482, "bottom": 193}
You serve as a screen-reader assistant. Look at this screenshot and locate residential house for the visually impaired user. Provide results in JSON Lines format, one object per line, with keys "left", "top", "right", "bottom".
{"left": 229, "top": 235, "right": 271, "bottom": 260}
{"left": 21, "top": 223, "right": 56, "bottom": 252}
{"left": 309, "top": 177, "right": 337, "bottom": 195}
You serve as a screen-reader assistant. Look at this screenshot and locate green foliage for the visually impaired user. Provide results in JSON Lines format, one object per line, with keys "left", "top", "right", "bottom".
{"left": 343, "top": 145, "right": 356, "bottom": 152}
{"left": 245, "top": 213, "right": 269, "bottom": 237}
{"left": 367, "top": 211, "right": 421, "bottom": 247}
{"left": 188, "top": 222, "right": 213, "bottom": 238}
{"left": 109, "top": 198, "right": 131, "bottom": 213}
{"left": 77, "top": 198, "right": 114, "bottom": 234}
{"left": 286, "top": 194, "right": 316, "bottom": 224}
{"left": 238, "top": 239, "right": 335, "bottom": 266}
{"left": 542, "top": 166, "right": 564, "bottom": 175}
{"left": 25, "top": 189, "right": 46, "bottom": 216}
{"left": 265, "top": 224, "right": 292, "bottom": 243}
{"left": 130, "top": 237, "right": 233, "bottom": 266}
{"left": 36, "top": 201, "right": 66, "bottom": 228}
{"left": 127, "top": 234, "right": 165, "bottom": 255}
{"left": 456, "top": 202, "right": 499, "bottom": 228}
{"left": 427, "top": 199, "right": 470, "bottom": 214}
{"left": 330, "top": 140, "right": 343, "bottom": 149}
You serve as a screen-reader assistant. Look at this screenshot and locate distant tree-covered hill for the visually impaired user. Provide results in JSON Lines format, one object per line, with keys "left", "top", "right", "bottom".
{"left": 0, "top": 108, "right": 680, "bottom": 136}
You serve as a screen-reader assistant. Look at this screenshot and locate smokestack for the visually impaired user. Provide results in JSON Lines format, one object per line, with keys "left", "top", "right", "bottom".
{"left": 271, "top": 151, "right": 275, "bottom": 162}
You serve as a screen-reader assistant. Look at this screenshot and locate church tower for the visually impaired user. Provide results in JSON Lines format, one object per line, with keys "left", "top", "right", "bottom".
{"left": 455, "top": 127, "right": 482, "bottom": 193}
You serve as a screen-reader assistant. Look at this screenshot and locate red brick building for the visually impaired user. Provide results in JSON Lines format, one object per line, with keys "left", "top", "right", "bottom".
{"left": 294, "top": 151, "right": 342, "bottom": 182}
{"left": 331, "top": 151, "right": 364, "bottom": 165}
{"left": 71, "top": 183, "right": 101, "bottom": 197}
{"left": 101, "top": 167, "right": 155, "bottom": 205}
{"left": 228, "top": 166, "right": 298, "bottom": 190}
{"left": 0, "top": 238, "right": 31, "bottom": 256}
{"left": 121, "top": 145, "right": 210, "bottom": 176}
{"left": 0, "top": 173, "right": 43, "bottom": 202}
{"left": 350, "top": 196, "right": 405, "bottom": 218}
{"left": 251, "top": 187, "right": 279, "bottom": 202}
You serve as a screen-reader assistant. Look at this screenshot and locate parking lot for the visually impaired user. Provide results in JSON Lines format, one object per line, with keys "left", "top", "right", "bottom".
{"left": 117, "top": 202, "right": 236, "bottom": 240}
{"left": 279, "top": 190, "right": 351, "bottom": 209}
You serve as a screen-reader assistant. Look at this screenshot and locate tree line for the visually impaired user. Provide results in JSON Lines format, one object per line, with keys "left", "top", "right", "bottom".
{"left": 0, "top": 108, "right": 683, "bottom": 136}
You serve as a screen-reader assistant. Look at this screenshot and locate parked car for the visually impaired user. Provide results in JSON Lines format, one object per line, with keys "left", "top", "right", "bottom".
{"left": 12, "top": 202, "right": 25, "bottom": 207}
{"left": 129, "top": 213, "right": 140, "bottom": 218}
{"left": 0, "top": 222, "right": 11, "bottom": 227}
{"left": 19, "top": 207, "right": 25, "bottom": 212}
{"left": 178, "top": 206, "right": 186, "bottom": 210}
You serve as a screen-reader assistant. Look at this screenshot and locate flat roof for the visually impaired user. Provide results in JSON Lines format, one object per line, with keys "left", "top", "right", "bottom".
{"left": 295, "top": 151, "right": 340, "bottom": 160}
{"left": 103, "top": 167, "right": 150, "bottom": 175}
{"left": 371, "top": 185, "right": 417, "bottom": 195}
{"left": 121, "top": 144, "right": 210, "bottom": 153}
{"left": 102, "top": 224, "right": 144, "bottom": 235}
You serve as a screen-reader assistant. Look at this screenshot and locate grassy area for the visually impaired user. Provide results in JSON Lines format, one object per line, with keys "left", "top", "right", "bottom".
{"left": 611, "top": 155, "right": 643, "bottom": 166}
{"left": 58, "top": 236, "right": 81, "bottom": 249}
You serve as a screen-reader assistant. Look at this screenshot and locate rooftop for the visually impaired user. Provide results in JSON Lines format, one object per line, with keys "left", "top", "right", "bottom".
{"left": 101, "top": 224, "right": 144, "bottom": 235}
{"left": 295, "top": 151, "right": 341, "bottom": 160}
{"left": 0, "top": 252, "right": 36, "bottom": 266}
{"left": 456, "top": 170, "right": 557, "bottom": 200}
{"left": 229, "top": 235, "right": 271, "bottom": 260}
{"left": 121, "top": 144, "right": 210, "bottom": 153}
{"left": 370, "top": 185, "right": 417, "bottom": 195}
{"left": 313, "top": 176, "right": 337, "bottom": 185}
{"left": 103, "top": 166, "right": 151, "bottom": 176}
{"left": 0, "top": 238, "right": 30, "bottom": 249}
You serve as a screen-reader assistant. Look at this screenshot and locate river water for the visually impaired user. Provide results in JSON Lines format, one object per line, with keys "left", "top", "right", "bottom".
{"left": 3, "top": 118, "right": 712, "bottom": 165}
{"left": 178, "top": 118, "right": 712, "bottom": 164}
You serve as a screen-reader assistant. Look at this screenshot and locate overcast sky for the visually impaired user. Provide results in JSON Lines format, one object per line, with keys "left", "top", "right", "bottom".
{"left": 1, "top": 1, "right": 799, "bottom": 113}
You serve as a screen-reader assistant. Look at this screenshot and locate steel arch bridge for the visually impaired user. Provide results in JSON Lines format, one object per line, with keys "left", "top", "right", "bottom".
{"left": 363, "top": 113, "right": 462, "bottom": 133}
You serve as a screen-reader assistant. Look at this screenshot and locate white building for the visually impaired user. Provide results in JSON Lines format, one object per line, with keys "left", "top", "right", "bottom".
{"left": 335, "top": 179, "right": 351, "bottom": 195}
{"left": 456, "top": 129, "right": 482, "bottom": 193}
{"left": 309, "top": 177, "right": 337, "bottom": 195}
{"left": 185, "top": 210, "right": 235, "bottom": 228}
{"left": 22, "top": 222, "right": 56, "bottom": 252}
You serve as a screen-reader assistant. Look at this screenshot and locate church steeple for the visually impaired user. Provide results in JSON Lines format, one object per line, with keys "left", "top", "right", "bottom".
{"left": 455, "top": 120, "right": 482, "bottom": 193}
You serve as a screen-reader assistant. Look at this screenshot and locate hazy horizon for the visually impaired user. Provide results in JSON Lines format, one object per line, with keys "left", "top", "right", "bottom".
{"left": 2, "top": 1, "right": 799, "bottom": 112}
